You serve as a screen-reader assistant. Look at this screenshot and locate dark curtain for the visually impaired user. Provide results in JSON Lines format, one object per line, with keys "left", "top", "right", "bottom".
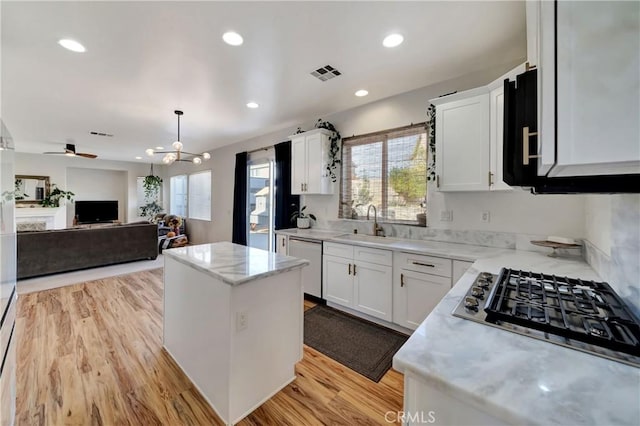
{"left": 275, "top": 141, "right": 299, "bottom": 230}
{"left": 232, "top": 151, "right": 248, "bottom": 245}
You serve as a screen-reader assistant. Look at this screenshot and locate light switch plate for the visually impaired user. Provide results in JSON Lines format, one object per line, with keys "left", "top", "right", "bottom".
{"left": 481, "top": 211, "right": 490, "bottom": 223}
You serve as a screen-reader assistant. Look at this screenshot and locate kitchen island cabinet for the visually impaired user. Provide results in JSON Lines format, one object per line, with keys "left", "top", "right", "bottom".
{"left": 163, "top": 242, "right": 308, "bottom": 425}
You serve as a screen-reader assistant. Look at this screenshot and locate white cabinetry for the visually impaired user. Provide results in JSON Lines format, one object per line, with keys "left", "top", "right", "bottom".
{"left": 393, "top": 252, "right": 452, "bottom": 330}
{"left": 452, "top": 260, "right": 473, "bottom": 285}
{"left": 290, "top": 128, "right": 335, "bottom": 194}
{"left": 433, "top": 88, "right": 490, "bottom": 192}
{"left": 323, "top": 242, "right": 393, "bottom": 321}
{"left": 276, "top": 234, "right": 288, "bottom": 255}
{"left": 534, "top": 0, "right": 640, "bottom": 177}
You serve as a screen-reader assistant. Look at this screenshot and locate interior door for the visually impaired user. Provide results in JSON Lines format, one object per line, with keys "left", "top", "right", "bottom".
{"left": 247, "top": 151, "right": 275, "bottom": 251}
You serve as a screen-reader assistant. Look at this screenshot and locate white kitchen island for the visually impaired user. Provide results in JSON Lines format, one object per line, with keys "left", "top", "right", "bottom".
{"left": 162, "top": 242, "right": 309, "bottom": 425}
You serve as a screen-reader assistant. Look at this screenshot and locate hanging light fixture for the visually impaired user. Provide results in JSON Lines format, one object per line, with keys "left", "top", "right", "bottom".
{"left": 145, "top": 110, "right": 211, "bottom": 165}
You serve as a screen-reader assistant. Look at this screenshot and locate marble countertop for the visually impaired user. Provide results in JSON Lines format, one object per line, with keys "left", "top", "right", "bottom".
{"left": 163, "top": 242, "right": 309, "bottom": 285}
{"left": 393, "top": 251, "right": 640, "bottom": 425}
{"left": 274, "top": 228, "right": 348, "bottom": 241}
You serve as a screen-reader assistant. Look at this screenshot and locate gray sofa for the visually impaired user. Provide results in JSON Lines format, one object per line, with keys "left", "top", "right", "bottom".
{"left": 17, "top": 222, "right": 159, "bottom": 279}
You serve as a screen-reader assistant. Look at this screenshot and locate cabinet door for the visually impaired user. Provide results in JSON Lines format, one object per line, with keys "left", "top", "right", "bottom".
{"left": 435, "top": 93, "right": 490, "bottom": 191}
{"left": 393, "top": 269, "right": 450, "bottom": 330}
{"left": 452, "top": 260, "right": 473, "bottom": 285}
{"left": 322, "top": 255, "right": 353, "bottom": 307}
{"left": 275, "top": 234, "right": 288, "bottom": 255}
{"left": 291, "top": 136, "right": 307, "bottom": 194}
{"left": 489, "top": 85, "right": 512, "bottom": 191}
{"left": 305, "top": 132, "right": 324, "bottom": 194}
{"left": 353, "top": 262, "right": 392, "bottom": 321}
{"left": 551, "top": 1, "right": 640, "bottom": 177}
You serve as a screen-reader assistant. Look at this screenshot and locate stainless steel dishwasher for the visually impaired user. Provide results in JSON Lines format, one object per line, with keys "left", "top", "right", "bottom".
{"left": 288, "top": 236, "right": 322, "bottom": 299}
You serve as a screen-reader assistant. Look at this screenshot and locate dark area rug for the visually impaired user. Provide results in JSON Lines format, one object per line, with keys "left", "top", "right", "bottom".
{"left": 304, "top": 304, "right": 409, "bottom": 382}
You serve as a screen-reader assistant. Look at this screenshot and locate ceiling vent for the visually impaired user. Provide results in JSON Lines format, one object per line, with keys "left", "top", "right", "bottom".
{"left": 310, "top": 65, "right": 341, "bottom": 82}
{"left": 89, "top": 131, "right": 113, "bottom": 137}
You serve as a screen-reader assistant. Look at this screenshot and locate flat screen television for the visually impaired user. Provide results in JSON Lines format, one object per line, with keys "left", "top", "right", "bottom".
{"left": 75, "top": 200, "right": 118, "bottom": 224}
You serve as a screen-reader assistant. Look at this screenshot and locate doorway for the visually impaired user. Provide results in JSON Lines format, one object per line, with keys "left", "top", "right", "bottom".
{"left": 247, "top": 150, "right": 275, "bottom": 251}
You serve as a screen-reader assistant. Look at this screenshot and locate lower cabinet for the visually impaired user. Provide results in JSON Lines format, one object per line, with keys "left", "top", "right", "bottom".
{"left": 393, "top": 252, "right": 453, "bottom": 331}
{"left": 393, "top": 269, "right": 451, "bottom": 330}
{"left": 323, "top": 242, "right": 393, "bottom": 321}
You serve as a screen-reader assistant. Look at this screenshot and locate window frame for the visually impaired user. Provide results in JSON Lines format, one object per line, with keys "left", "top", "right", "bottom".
{"left": 340, "top": 123, "right": 427, "bottom": 225}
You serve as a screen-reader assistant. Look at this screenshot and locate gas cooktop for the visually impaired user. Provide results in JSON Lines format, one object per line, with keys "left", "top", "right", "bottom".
{"left": 453, "top": 268, "right": 640, "bottom": 368}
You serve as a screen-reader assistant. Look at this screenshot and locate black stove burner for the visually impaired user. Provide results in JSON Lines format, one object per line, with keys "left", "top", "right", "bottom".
{"left": 484, "top": 269, "right": 640, "bottom": 357}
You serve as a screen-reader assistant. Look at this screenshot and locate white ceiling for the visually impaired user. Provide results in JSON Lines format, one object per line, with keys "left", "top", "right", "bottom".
{"left": 1, "top": 1, "right": 526, "bottom": 163}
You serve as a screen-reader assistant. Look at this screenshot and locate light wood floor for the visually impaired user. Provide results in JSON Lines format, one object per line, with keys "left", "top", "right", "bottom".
{"left": 16, "top": 269, "right": 404, "bottom": 425}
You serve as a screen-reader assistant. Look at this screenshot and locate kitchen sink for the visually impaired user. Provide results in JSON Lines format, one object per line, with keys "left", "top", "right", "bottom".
{"left": 330, "top": 233, "right": 403, "bottom": 246}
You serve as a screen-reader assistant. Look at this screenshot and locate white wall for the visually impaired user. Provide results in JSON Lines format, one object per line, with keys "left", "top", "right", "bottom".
{"left": 14, "top": 153, "right": 166, "bottom": 227}
{"left": 177, "top": 62, "right": 586, "bottom": 244}
{"left": 585, "top": 195, "right": 612, "bottom": 255}
{"left": 66, "top": 168, "right": 128, "bottom": 224}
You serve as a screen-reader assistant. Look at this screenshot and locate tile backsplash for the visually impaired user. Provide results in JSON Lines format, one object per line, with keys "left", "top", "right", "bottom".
{"left": 584, "top": 195, "right": 640, "bottom": 318}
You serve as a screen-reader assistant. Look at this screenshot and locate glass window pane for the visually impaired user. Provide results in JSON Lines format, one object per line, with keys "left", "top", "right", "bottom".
{"left": 387, "top": 133, "right": 427, "bottom": 221}
{"left": 170, "top": 174, "right": 187, "bottom": 217}
{"left": 188, "top": 171, "right": 211, "bottom": 220}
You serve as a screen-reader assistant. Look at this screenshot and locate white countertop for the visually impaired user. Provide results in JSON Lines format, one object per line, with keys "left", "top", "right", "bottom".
{"left": 163, "top": 242, "right": 309, "bottom": 285}
{"left": 275, "top": 228, "right": 348, "bottom": 240}
{"left": 393, "top": 250, "right": 640, "bottom": 425}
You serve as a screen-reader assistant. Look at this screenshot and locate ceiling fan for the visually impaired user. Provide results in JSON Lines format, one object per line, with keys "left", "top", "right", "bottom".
{"left": 43, "top": 143, "right": 97, "bottom": 159}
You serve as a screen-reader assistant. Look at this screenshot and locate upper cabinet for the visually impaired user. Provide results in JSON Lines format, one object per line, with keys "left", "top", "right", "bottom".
{"left": 432, "top": 87, "right": 491, "bottom": 192}
{"left": 290, "top": 128, "right": 336, "bottom": 195}
{"left": 431, "top": 63, "right": 524, "bottom": 192}
{"left": 532, "top": 0, "right": 640, "bottom": 177}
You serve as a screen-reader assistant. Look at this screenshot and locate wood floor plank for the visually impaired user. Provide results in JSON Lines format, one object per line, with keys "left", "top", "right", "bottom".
{"left": 17, "top": 268, "right": 404, "bottom": 425}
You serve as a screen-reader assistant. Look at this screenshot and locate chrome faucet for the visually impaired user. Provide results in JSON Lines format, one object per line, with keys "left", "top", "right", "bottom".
{"left": 366, "top": 205, "right": 384, "bottom": 237}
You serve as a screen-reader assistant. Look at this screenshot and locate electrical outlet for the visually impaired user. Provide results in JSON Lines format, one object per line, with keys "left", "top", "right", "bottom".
{"left": 481, "top": 211, "right": 490, "bottom": 223}
{"left": 440, "top": 210, "right": 453, "bottom": 222}
{"left": 236, "top": 311, "right": 248, "bottom": 331}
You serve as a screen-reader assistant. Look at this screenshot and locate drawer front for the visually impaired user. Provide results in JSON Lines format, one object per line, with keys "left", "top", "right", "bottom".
{"left": 353, "top": 246, "right": 392, "bottom": 267}
{"left": 323, "top": 242, "right": 354, "bottom": 259}
{"left": 395, "top": 252, "right": 452, "bottom": 278}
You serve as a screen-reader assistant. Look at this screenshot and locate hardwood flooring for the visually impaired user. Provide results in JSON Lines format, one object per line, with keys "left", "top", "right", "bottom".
{"left": 16, "top": 269, "right": 404, "bottom": 425}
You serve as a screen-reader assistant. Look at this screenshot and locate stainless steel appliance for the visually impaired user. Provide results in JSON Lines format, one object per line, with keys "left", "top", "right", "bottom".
{"left": 288, "top": 236, "right": 322, "bottom": 299}
{"left": 453, "top": 268, "right": 640, "bottom": 367}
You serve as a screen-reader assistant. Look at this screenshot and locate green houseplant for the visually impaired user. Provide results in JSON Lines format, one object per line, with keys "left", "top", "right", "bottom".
{"left": 290, "top": 205, "right": 316, "bottom": 229}
{"left": 139, "top": 164, "right": 164, "bottom": 221}
{"left": 41, "top": 184, "right": 74, "bottom": 207}
{"left": 314, "top": 119, "right": 342, "bottom": 183}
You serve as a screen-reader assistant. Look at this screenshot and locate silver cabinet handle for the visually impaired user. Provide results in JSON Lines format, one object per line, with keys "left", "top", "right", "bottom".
{"left": 522, "top": 126, "right": 540, "bottom": 165}
{"left": 412, "top": 261, "right": 435, "bottom": 268}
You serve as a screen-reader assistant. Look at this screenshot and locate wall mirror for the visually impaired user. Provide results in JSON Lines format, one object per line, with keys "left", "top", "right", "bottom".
{"left": 15, "top": 175, "right": 50, "bottom": 204}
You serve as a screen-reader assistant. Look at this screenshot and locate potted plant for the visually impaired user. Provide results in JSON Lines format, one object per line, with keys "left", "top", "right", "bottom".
{"left": 290, "top": 205, "right": 316, "bottom": 229}
{"left": 41, "top": 184, "right": 74, "bottom": 207}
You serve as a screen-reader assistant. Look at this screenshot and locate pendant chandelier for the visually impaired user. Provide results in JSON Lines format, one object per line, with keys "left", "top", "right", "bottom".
{"left": 145, "top": 110, "right": 211, "bottom": 165}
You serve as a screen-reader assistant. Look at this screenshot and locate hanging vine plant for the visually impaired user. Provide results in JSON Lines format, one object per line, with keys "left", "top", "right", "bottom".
{"left": 314, "top": 119, "right": 341, "bottom": 182}
{"left": 426, "top": 104, "right": 436, "bottom": 182}
{"left": 142, "top": 164, "right": 163, "bottom": 199}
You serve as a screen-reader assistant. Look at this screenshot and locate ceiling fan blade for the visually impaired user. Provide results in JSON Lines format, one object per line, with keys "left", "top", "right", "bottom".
{"left": 76, "top": 153, "right": 97, "bottom": 159}
{"left": 43, "top": 151, "right": 65, "bottom": 155}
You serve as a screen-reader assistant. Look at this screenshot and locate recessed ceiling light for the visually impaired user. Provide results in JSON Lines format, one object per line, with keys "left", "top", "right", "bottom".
{"left": 355, "top": 90, "right": 369, "bottom": 97}
{"left": 383, "top": 33, "right": 404, "bottom": 48}
{"left": 246, "top": 102, "right": 259, "bottom": 109}
{"left": 223, "top": 31, "right": 244, "bottom": 46}
{"left": 135, "top": 156, "right": 142, "bottom": 160}
{"left": 155, "top": 146, "right": 164, "bottom": 150}
{"left": 58, "top": 39, "right": 86, "bottom": 53}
